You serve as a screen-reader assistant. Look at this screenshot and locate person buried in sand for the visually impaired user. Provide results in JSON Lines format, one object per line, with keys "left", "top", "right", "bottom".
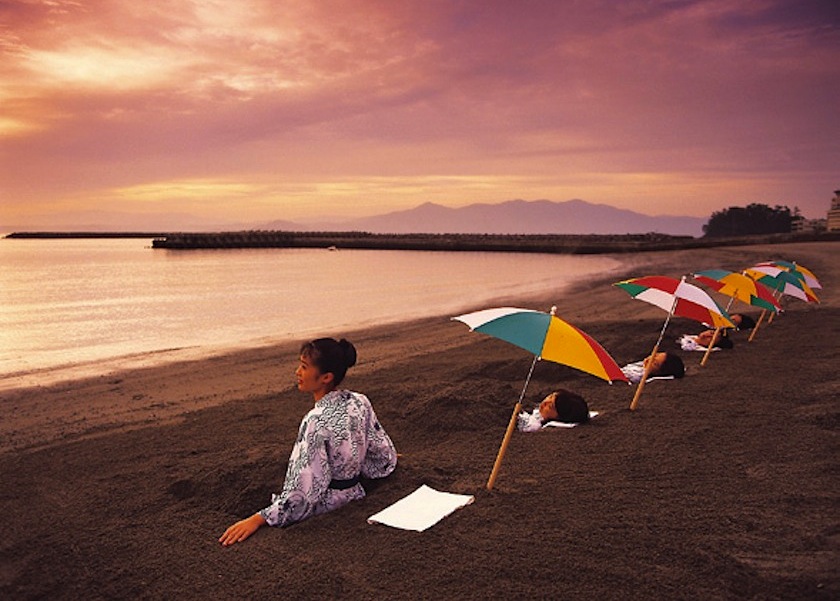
{"left": 219, "top": 337, "right": 398, "bottom": 546}
{"left": 681, "top": 313, "right": 757, "bottom": 351}
{"left": 517, "top": 389, "right": 591, "bottom": 432}
{"left": 683, "top": 328, "right": 734, "bottom": 351}
{"left": 621, "top": 351, "right": 685, "bottom": 384}
{"left": 730, "top": 313, "right": 756, "bottom": 331}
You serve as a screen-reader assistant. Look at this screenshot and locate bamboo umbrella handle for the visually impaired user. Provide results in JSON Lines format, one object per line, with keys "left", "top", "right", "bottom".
{"left": 699, "top": 327, "right": 721, "bottom": 366}
{"left": 748, "top": 310, "right": 766, "bottom": 342}
{"left": 629, "top": 378, "right": 648, "bottom": 411}
{"left": 629, "top": 345, "right": 658, "bottom": 411}
{"left": 630, "top": 288, "right": 680, "bottom": 412}
{"left": 486, "top": 402, "right": 522, "bottom": 490}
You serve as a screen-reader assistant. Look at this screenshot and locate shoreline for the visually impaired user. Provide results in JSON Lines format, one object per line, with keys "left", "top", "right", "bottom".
{"left": 1, "top": 240, "right": 837, "bottom": 599}
{"left": 0, "top": 252, "right": 628, "bottom": 392}
{"left": 1, "top": 241, "right": 834, "bottom": 456}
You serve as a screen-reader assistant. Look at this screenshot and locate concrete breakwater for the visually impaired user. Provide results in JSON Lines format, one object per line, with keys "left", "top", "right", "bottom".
{"left": 151, "top": 231, "right": 695, "bottom": 253}
{"left": 149, "top": 230, "right": 838, "bottom": 253}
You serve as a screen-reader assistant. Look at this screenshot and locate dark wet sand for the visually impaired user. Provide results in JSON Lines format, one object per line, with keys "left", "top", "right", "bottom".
{"left": 1, "top": 241, "right": 837, "bottom": 600}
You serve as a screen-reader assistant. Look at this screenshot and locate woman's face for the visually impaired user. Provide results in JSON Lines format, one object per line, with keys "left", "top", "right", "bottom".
{"left": 696, "top": 330, "right": 715, "bottom": 345}
{"left": 643, "top": 352, "right": 667, "bottom": 373}
{"left": 539, "top": 393, "right": 559, "bottom": 421}
{"left": 295, "top": 354, "right": 331, "bottom": 395}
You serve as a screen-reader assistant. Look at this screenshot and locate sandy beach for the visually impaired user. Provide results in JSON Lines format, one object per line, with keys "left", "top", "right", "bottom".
{"left": 1, "top": 241, "right": 837, "bottom": 600}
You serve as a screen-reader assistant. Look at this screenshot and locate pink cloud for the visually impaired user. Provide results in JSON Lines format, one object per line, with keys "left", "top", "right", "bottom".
{"left": 1, "top": 0, "right": 838, "bottom": 227}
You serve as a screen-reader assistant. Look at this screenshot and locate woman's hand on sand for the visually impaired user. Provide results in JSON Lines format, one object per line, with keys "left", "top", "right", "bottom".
{"left": 219, "top": 513, "right": 267, "bottom": 546}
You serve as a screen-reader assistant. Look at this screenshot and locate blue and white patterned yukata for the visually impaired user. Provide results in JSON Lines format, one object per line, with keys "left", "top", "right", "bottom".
{"left": 259, "top": 389, "right": 397, "bottom": 527}
{"left": 621, "top": 360, "right": 647, "bottom": 384}
{"left": 621, "top": 360, "right": 677, "bottom": 384}
{"left": 517, "top": 407, "right": 544, "bottom": 432}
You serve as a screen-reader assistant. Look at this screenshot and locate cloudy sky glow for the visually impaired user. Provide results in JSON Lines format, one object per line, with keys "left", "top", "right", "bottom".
{"left": 1, "top": 0, "right": 838, "bottom": 228}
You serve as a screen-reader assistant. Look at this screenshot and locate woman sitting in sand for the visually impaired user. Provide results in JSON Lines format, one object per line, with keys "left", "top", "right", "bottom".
{"left": 517, "top": 389, "right": 591, "bottom": 432}
{"left": 219, "top": 337, "right": 397, "bottom": 546}
{"left": 621, "top": 352, "right": 685, "bottom": 384}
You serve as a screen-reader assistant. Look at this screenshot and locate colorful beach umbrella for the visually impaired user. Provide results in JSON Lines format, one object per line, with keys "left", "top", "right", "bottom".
{"left": 452, "top": 306, "right": 627, "bottom": 490}
{"left": 693, "top": 270, "right": 781, "bottom": 313}
{"left": 614, "top": 275, "right": 735, "bottom": 410}
{"left": 743, "top": 262, "right": 820, "bottom": 339}
{"left": 745, "top": 265, "right": 819, "bottom": 303}
{"left": 692, "top": 269, "right": 781, "bottom": 363}
{"left": 453, "top": 306, "right": 629, "bottom": 383}
{"left": 745, "top": 261, "right": 820, "bottom": 303}
{"left": 614, "top": 275, "right": 735, "bottom": 329}
{"left": 768, "top": 260, "right": 822, "bottom": 290}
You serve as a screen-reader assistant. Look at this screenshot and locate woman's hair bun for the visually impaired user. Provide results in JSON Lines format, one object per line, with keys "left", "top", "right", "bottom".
{"left": 338, "top": 338, "right": 357, "bottom": 368}
{"left": 301, "top": 337, "right": 357, "bottom": 386}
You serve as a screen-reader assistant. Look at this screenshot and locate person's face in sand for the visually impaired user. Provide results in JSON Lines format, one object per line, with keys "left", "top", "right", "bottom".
{"left": 643, "top": 352, "right": 667, "bottom": 374}
{"left": 295, "top": 355, "right": 334, "bottom": 400}
{"left": 696, "top": 330, "right": 716, "bottom": 346}
{"left": 538, "top": 393, "right": 559, "bottom": 421}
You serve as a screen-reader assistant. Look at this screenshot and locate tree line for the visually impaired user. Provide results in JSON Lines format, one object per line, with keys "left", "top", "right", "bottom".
{"left": 702, "top": 203, "right": 803, "bottom": 237}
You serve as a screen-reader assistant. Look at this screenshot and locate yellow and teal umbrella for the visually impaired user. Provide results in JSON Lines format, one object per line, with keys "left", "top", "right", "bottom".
{"left": 693, "top": 269, "right": 781, "bottom": 313}
{"left": 693, "top": 269, "right": 781, "bottom": 363}
{"left": 452, "top": 306, "right": 627, "bottom": 489}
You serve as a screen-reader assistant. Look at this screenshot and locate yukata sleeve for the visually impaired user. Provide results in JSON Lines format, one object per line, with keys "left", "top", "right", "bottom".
{"left": 517, "top": 410, "right": 542, "bottom": 432}
{"left": 621, "top": 360, "right": 645, "bottom": 384}
{"left": 361, "top": 406, "right": 397, "bottom": 479}
{"left": 259, "top": 415, "right": 332, "bottom": 528}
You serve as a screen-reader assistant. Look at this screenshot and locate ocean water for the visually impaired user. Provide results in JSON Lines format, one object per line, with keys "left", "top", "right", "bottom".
{"left": 0, "top": 238, "right": 622, "bottom": 387}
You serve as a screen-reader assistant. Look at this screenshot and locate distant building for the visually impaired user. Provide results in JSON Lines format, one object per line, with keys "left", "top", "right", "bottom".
{"left": 828, "top": 190, "right": 840, "bottom": 232}
{"left": 792, "top": 217, "right": 826, "bottom": 233}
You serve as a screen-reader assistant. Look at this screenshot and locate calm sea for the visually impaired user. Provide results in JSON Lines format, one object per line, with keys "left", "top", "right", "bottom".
{"left": 0, "top": 238, "right": 622, "bottom": 388}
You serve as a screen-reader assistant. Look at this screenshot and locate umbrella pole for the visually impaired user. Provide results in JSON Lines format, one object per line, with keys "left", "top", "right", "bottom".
{"left": 699, "top": 328, "right": 720, "bottom": 366}
{"left": 749, "top": 310, "right": 766, "bottom": 342}
{"left": 629, "top": 343, "right": 658, "bottom": 411}
{"left": 630, "top": 290, "right": 679, "bottom": 411}
{"left": 700, "top": 296, "right": 735, "bottom": 367}
{"left": 487, "top": 355, "right": 538, "bottom": 491}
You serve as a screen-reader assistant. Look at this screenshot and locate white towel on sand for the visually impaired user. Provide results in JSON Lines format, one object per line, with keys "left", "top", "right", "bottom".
{"left": 367, "top": 485, "right": 474, "bottom": 532}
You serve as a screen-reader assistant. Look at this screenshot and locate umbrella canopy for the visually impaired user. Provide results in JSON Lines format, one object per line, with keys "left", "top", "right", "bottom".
{"left": 691, "top": 269, "right": 780, "bottom": 364}
{"left": 693, "top": 269, "right": 781, "bottom": 313}
{"left": 769, "top": 260, "right": 822, "bottom": 289}
{"left": 452, "top": 306, "right": 628, "bottom": 383}
{"left": 452, "top": 306, "right": 627, "bottom": 490}
{"left": 614, "top": 275, "right": 735, "bottom": 329}
{"left": 745, "top": 265, "right": 819, "bottom": 303}
{"left": 614, "top": 275, "right": 734, "bottom": 410}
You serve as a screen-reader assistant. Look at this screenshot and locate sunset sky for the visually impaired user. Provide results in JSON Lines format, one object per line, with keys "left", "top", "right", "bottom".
{"left": 1, "top": 0, "right": 838, "bottom": 229}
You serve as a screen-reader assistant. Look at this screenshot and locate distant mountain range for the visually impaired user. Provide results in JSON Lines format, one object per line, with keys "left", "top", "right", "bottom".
{"left": 265, "top": 199, "right": 706, "bottom": 237}
{"left": 4, "top": 199, "right": 707, "bottom": 237}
